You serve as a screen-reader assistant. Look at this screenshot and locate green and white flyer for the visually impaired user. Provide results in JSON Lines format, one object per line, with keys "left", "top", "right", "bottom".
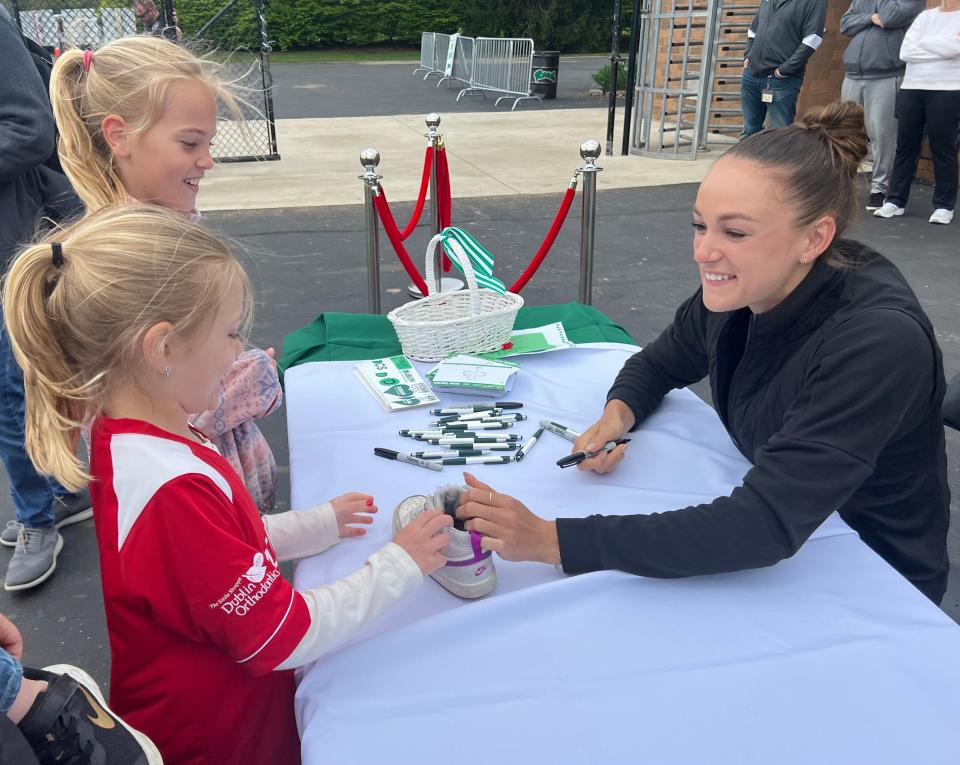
{"left": 353, "top": 355, "right": 440, "bottom": 412}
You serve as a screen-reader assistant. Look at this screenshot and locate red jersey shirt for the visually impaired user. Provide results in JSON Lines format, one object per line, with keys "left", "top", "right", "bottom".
{"left": 89, "top": 417, "right": 309, "bottom": 764}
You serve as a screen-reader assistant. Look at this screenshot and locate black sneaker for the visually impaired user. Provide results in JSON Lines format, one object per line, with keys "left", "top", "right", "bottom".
{"left": 18, "top": 664, "right": 162, "bottom": 765}
{"left": 865, "top": 192, "right": 885, "bottom": 211}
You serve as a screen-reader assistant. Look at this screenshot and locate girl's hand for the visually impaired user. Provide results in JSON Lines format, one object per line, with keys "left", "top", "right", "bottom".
{"left": 572, "top": 400, "right": 634, "bottom": 474}
{"left": 393, "top": 509, "right": 452, "bottom": 576}
{"left": 330, "top": 492, "right": 377, "bottom": 538}
{"left": 0, "top": 613, "right": 23, "bottom": 660}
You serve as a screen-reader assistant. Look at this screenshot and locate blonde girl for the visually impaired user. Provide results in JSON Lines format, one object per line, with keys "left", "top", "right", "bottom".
{"left": 50, "top": 35, "right": 282, "bottom": 512}
{"left": 3, "top": 205, "right": 451, "bottom": 764}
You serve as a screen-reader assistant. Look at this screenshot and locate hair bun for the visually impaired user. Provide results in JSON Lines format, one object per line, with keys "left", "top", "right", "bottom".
{"left": 796, "top": 101, "right": 868, "bottom": 179}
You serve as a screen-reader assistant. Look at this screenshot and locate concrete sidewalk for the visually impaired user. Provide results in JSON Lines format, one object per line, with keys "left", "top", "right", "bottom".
{"left": 199, "top": 108, "right": 730, "bottom": 211}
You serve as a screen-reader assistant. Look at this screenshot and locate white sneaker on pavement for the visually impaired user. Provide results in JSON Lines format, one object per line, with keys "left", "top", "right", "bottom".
{"left": 873, "top": 202, "right": 905, "bottom": 218}
{"left": 928, "top": 208, "right": 954, "bottom": 225}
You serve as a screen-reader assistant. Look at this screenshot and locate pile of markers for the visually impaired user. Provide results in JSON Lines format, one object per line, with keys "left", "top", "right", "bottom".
{"left": 373, "top": 402, "right": 629, "bottom": 471}
{"left": 373, "top": 401, "right": 537, "bottom": 472}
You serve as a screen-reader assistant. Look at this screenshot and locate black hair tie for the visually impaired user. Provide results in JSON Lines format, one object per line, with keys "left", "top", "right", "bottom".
{"left": 51, "top": 242, "right": 64, "bottom": 268}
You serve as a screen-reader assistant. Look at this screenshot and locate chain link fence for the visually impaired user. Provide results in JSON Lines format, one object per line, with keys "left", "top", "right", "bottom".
{"left": 3, "top": 0, "right": 279, "bottom": 163}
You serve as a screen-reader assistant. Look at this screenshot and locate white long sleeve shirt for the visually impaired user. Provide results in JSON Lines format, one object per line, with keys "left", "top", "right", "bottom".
{"left": 900, "top": 8, "right": 960, "bottom": 89}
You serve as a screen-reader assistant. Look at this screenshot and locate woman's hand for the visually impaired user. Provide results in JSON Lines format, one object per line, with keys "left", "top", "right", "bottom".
{"left": 456, "top": 473, "right": 560, "bottom": 564}
{"left": 393, "top": 509, "right": 452, "bottom": 575}
{"left": 0, "top": 613, "right": 23, "bottom": 660}
{"left": 572, "top": 400, "right": 634, "bottom": 474}
{"left": 330, "top": 492, "right": 377, "bottom": 538}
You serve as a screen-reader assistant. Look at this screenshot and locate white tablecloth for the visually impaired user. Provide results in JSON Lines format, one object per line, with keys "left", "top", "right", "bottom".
{"left": 286, "top": 345, "right": 960, "bottom": 764}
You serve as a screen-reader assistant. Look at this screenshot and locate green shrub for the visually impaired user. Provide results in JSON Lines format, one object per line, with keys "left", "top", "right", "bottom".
{"left": 591, "top": 61, "right": 629, "bottom": 94}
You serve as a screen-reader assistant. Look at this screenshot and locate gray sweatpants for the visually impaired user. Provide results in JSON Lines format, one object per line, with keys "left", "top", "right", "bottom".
{"left": 841, "top": 75, "right": 901, "bottom": 195}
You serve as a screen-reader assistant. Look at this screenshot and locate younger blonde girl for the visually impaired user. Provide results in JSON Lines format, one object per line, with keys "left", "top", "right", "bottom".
{"left": 50, "top": 36, "right": 282, "bottom": 511}
{"left": 3, "top": 205, "right": 451, "bottom": 764}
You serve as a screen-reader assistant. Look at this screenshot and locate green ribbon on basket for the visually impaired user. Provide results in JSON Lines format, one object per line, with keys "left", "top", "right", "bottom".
{"left": 437, "top": 227, "right": 507, "bottom": 294}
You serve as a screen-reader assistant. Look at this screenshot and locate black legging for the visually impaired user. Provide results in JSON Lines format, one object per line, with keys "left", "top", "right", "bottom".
{"left": 885, "top": 88, "right": 960, "bottom": 211}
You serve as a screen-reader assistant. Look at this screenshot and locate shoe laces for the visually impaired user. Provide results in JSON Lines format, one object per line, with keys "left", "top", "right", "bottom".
{"left": 15, "top": 525, "right": 38, "bottom": 553}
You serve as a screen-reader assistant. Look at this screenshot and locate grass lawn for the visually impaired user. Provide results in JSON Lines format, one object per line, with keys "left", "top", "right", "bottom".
{"left": 270, "top": 46, "right": 420, "bottom": 64}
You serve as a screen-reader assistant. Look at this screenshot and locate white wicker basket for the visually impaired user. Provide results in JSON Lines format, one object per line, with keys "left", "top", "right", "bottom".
{"left": 387, "top": 234, "right": 523, "bottom": 362}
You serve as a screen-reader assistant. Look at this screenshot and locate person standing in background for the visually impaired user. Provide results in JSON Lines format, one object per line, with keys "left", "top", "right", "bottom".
{"left": 0, "top": 6, "right": 89, "bottom": 592}
{"left": 873, "top": 0, "right": 960, "bottom": 225}
{"left": 840, "top": 0, "right": 926, "bottom": 211}
{"left": 741, "top": 0, "right": 828, "bottom": 136}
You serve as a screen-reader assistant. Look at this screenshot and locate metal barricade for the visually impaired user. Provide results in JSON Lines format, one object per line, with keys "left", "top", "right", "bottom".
{"left": 437, "top": 35, "right": 474, "bottom": 88}
{"left": 413, "top": 32, "right": 436, "bottom": 77}
{"left": 428, "top": 33, "right": 453, "bottom": 81}
{"left": 457, "top": 37, "right": 542, "bottom": 111}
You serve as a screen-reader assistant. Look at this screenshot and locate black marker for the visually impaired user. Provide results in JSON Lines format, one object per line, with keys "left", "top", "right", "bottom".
{"left": 374, "top": 447, "right": 442, "bottom": 471}
{"left": 429, "top": 402, "right": 523, "bottom": 415}
{"left": 556, "top": 439, "right": 631, "bottom": 469}
{"left": 515, "top": 427, "right": 544, "bottom": 462}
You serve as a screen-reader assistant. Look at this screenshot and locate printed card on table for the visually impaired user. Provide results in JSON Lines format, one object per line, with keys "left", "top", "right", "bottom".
{"left": 353, "top": 355, "right": 440, "bottom": 412}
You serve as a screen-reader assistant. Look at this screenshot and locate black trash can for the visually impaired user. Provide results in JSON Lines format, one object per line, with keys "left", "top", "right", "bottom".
{"left": 531, "top": 51, "right": 560, "bottom": 99}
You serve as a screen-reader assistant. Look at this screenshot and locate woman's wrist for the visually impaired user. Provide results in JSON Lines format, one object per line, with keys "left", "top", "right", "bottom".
{"left": 539, "top": 520, "right": 562, "bottom": 566}
{"left": 603, "top": 399, "right": 636, "bottom": 433}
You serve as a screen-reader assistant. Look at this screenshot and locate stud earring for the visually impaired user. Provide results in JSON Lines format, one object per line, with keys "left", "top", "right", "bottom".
{"left": 163, "top": 366, "right": 173, "bottom": 377}
{"left": 800, "top": 258, "right": 808, "bottom": 265}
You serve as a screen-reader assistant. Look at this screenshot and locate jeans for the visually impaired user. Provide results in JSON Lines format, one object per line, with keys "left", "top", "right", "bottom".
{"left": 0, "top": 647, "right": 22, "bottom": 715}
{"left": 0, "top": 303, "right": 67, "bottom": 529}
{"left": 841, "top": 75, "right": 901, "bottom": 195}
{"left": 885, "top": 88, "right": 960, "bottom": 211}
{"left": 740, "top": 69, "right": 803, "bottom": 138}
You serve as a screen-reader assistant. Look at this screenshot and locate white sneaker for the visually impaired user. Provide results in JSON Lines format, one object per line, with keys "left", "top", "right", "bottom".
{"left": 929, "top": 208, "right": 954, "bottom": 225}
{"left": 393, "top": 485, "right": 496, "bottom": 599}
{"left": 873, "top": 202, "right": 905, "bottom": 218}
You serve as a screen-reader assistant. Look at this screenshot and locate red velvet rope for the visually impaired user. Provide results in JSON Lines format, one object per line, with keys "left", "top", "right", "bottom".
{"left": 399, "top": 147, "right": 433, "bottom": 241}
{"left": 509, "top": 186, "right": 577, "bottom": 294}
{"left": 435, "top": 146, "right": 453, "bottom": 272}
{"left": 372, "top": 192, "right": 430, "bottom": 296}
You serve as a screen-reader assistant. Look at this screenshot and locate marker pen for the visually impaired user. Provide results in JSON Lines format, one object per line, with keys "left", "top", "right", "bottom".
{"left": 435, "top": 455, "right": 512, "bottom": 466}
{"left": 409, "top": 450, "right": 489, "bottom": 458}
{"left": 514, "top": 426, "right": 544, "bottom": 462}
{"left": 441, "top": 422, "right": 512, "bottom": 431}
{"left": 373, "top": 447, "right": 443, "bottom": 471}
{"left": 429, "top": 402, "right": 523, "bottom": 415}
{"left": 556, "top": 439, "right": 632, "bottom": 469}
{"left": 422, "top": 438, "right": 519, "bottom": 448}
{"left": 539, "top": 419, "right": 582, "bottom": 442}
{"left": 435, "top": 409, "right": 503, "bottom": 422}
{"left": 436, "top": 414, "right": 526, "bottom": 426}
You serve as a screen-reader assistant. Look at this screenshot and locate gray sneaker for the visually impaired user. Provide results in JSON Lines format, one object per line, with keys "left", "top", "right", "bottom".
{"left": 0, "top": 488, "right": 92, "bottom": 547}
{"left": 4, "top": 526, "right": 63, "bottom": 591}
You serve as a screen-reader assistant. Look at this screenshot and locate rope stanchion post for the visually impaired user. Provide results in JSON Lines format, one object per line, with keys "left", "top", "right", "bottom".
{"left": 578, "top": 140, "right": 603, "bottom": 305}
{"left": 359, "top": 148, "right": 383, "bottom": 314}
{"left": 410, "top": 113, "right": 463, "bottom": 298}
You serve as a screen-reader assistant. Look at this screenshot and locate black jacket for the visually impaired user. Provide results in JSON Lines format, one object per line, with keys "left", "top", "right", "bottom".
{"left": 745, "top": 0, "right": 828, "bottom": 78}
{"left": 841, "top": 0, "right": 925, "bottom": 79}
{"left": 0, "top": 7, "right": 80, "bottom": 268}
{"left": 557, "top": 241, "right": 950, "bottom": 603}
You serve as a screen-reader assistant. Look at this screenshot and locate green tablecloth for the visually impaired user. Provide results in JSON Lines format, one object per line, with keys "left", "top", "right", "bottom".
{"left": 280, "top": 302, "right": 634, "bottom": 373}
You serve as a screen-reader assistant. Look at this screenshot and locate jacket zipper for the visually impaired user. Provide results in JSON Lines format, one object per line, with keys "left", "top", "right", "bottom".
{"left": 725, "top": 314, "right": 757, "bottom": 456}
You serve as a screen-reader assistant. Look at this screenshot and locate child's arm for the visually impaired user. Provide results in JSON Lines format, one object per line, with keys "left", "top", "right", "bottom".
{"left": 191, "top": 348, "right": 281, "bottom": 438}
{"left": 263, "top": 493, "right": 378, "bottom": 562}
{"left": 275, "top": 509, "right": 452, "bottom": 670}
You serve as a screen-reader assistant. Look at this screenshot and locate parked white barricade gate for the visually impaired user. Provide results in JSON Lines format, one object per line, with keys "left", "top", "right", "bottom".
{"left": 429, "top": 33, "right": 454, "bottom": 80}
{"left": 413, "top": 32, "right": 436, "bottom": 77}
{"left": 457, "top": 37, "right": 542, "bottom": 111}
{"left": 437, "top": 35, "right": 474, "bottom": 88}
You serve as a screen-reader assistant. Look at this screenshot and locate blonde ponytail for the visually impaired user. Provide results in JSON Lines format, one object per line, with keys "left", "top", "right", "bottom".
{"left": 49, "top": 36, "right": 246, "bottom": 211}
{"left": 50, "top": 48, "right": 127, "bottom": 211}
{"left": 2, "top": 205, "right": 251, "bottom": 491}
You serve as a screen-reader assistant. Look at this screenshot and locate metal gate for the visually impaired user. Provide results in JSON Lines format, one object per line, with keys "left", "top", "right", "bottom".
{"left": 8, "top": 0, "right": 279, "bottom": 163}
{"left": 631, "top": 0, "right": 721, "bottom": 159}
